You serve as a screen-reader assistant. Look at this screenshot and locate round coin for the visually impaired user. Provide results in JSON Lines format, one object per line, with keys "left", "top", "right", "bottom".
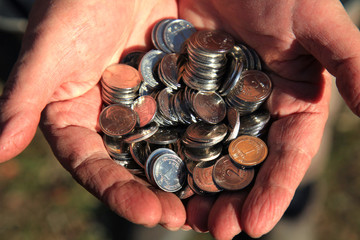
{"left": 132, "top": 95, "right": 157, "bottom": 127}
{"left": 192, "top": 91, "right": 226, "bottom": 124}
{"left": 213, "top": 155, "right": 255, "bottom": 190}
{"left": 102, "top": 63, "right": 142, "bottom": 90}
{"left": 237, "top": 70, "right": 272, "bottom": 102}
{"left": 193, "top": 161, "right": 222, "bottom": 193}
{"left": 99, "top": 104, "right": 137, "bottom": 137}
{"left": 152, "top": 153, "right": 186, "bottom": 192}
{"left": 228, "top": 135, "right": 268, "bottom": 167}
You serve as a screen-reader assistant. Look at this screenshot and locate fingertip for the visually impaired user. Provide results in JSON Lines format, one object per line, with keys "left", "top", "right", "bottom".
{"left": 186, "top": 195, "right": 217, "bottom": 233}
{"left": 0, "top": 109, "right": 40, "bottom": 162}
{"left": 106, "top": 180, "right": 163, "bottom": 227}
{"left": 153, "top": 189, "right": 187, "bottom": 231}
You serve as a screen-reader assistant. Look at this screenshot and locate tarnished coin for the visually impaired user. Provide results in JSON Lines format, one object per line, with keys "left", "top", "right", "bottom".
{"left": 192, "top": 91, "right": 226, "bottom": 124}
{"left": 152, "top": 153, "right": 186, "bottom": 192}
{"left": 213, "top": 155, "right": 254, "bottom": 190}
{"left": 132, "top": 95, "right": 157, "bottom": 127}
{"left": 193, "top": 161, "right": 222, "bottom": 193}
{"left": 102, "top": 63, "right": 142, "bottom": 90}
{"left": 228, "top": 135, "right": 268, "bottom": 167}
{"left": 99, "top": 104, "right": 137, "bottom": 137}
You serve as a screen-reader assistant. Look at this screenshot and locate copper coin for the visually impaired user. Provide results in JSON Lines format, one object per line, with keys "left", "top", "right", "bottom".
{"left": 193, "top": 161, "right": 222, "bottom": 193}
{"left": 228, "top": 135, "right": 268, "bottom": 167}
{"left": 132, "top": 95, "right": 157, "bottom": 127}
{"left": 102, "top": 63, "right": 142, "bottom": 90}
{"left": 99, "top": 104, "right": 137, "bottom": 137}
{"left": 213, "top": 155, "right": 254, "bottom": 190}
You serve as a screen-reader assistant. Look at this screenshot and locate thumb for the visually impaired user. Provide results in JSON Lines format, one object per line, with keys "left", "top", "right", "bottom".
{"left": 0, "top": 55, "right": 54, "bottom": 162}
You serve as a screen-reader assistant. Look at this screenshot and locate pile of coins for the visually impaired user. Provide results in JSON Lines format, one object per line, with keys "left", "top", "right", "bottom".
{"left": 98, "top": 18, "right": 272, "bottom": 198}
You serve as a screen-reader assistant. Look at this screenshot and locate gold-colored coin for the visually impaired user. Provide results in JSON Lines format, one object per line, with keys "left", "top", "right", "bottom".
{"left": 228, "top": 135, "right": 268, "bottom": 167}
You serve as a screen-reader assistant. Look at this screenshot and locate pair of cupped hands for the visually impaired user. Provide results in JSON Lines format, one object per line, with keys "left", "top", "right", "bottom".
{"left": 1, "top": 0, "right": 360, "bottom": 239}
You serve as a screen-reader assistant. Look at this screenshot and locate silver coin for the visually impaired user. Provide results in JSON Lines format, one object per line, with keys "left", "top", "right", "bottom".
{"left": 152, "top": 153, "right": 186, "bottom": 192}
{"left": 123, "top": 122, "right": 159, "bottom": 143}
{"left": 192, "top": 91, "right": 226, "bottom": 124}
{"left": 158, "top": 53, "right": 181, "bottom": 90}
{"left": 147, "top": 127, "right": 179, "bottom": 145}
{"left": 121, "top": 51, "right": 146, "bottom": 69}
{"left": 154, "top": 19, "right": 173, "bottom": 53}
{"left": 139, "top": 50, "right": 166, "bottom": 88}
{"left": 130, "top": 140, "right": 151, "bottom": 168}
{"left": 194, "top": 30, "right": 235, "bottom": 53}
{"left": 224, "top": 108, "right": 241, "bottom": 143}
{"left": 145, "top": 148, "right": 175, "bottom": 186}
{"left": 184, "top": 122, "right": 228, "bottom": 144}
{"left": 163, "top": 19, "right": 196, "bottom": 53}
{"left": 183, "top": 144, "right": 223, "bottom": 162}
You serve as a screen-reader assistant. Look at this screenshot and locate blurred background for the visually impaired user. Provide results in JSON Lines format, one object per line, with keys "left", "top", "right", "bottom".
{"left": 1, "top": 1, "right": 360, "bottom": 240}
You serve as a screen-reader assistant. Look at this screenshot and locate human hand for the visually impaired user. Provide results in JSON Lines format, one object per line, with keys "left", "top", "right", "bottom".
{"left": 1, "top": 0, "right": 360, "bottom": 239}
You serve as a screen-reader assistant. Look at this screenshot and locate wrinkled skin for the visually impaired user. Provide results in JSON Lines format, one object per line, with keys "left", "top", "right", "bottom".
{"left": 1, "top": 0, "right": 360, "bottom": 239}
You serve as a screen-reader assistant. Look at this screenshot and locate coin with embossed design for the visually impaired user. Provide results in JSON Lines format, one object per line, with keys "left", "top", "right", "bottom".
{"left": 228, "top": 135, "right": 268, "bottom": 167}
{"left": 193, "top": 161, "right": 222, "bottom": 193}
{"left": 213, "top": 155, "right": 254, "bottom": 190}
{"left": 99, "top": 104, "right": 137, "bottom": 137}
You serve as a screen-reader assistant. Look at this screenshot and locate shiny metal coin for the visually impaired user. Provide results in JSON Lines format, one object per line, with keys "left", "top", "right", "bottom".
{"left": 130, "top": 140, "right": 151, "bottom": 169}
{"left": 152, "top": 153, "right": 186, "bottom": 192}
{"left": 163, "top": 19, "right": 196, "bottom": 53}
{"left": 123, "top": 122, "right": 159, "bottom": 143}
{"left": 192, "top": 91, "right": 226, "bottom": 124}
{"left": 132, "top": 95, "right": 157, "bottom": 127}
{"left": 139, "top": 49, "right": 166, "bottom": 89}
{"left": 213, "top": 155, "right": 254, "bottom": 190}
{"left": 184, "top": 122, "right": 228, "bottom": 145}
{"left": 193, "top": 161, "right": 222, "bottom": 193}
{"left": 99, "top": 104, "right": 137, "bottom": 137}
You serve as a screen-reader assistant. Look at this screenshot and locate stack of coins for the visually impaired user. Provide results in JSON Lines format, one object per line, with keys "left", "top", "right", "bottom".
{"left": 145, "top": 148, "right": 186, "bottom": 192}
{"left": 225, "top": 70, "right": 272, "bottom": 115}
{"left": 152, "top": 18, "right": 196, "bottom": 53}
{"left": 182, "top": 30, "right": 235, "bottom": 92}
{"left": 101, "top": 64, "right": 142, "bottom": 107}
{"left": 181, "top": 122, "right": 227, "bottom": 162}
{"left": 238, "top": 109, "right": 271, "bottom": 137}
{"left": 98, "top": 18, "right": 273, "bottom": 198}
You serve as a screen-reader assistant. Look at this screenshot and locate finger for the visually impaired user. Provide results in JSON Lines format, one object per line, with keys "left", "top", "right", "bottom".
{"left": 152, "top": 189, "right": 187, "bottom": 230}
{"left": 0, "top": 59, "right": 54, "bottom": 162}
{"left": 186, "top": 195, "right": 217, "bottom": 232}
{"left": 293, "top": 0, "right": 360, "bottom": 116}
{"left": 40, "top": 87, "right": 164, "bottom": 227}
{"left": 208, "top": 191, "right": 248, "bottom": 240}
{"left": 241, "top": 111, "right": 328, "bottom": 238}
